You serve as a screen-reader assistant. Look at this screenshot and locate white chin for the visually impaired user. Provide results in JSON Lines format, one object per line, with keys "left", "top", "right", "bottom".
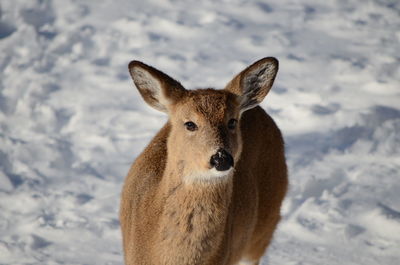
{"left": 185, "top": 168, "right": 233, "bottom": 182}
{"left": 209, "top": 168, "right": 233, "bottom": 178}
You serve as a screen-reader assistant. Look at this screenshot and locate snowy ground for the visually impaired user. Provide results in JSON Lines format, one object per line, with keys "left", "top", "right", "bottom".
{"left": 0, "top": 0, "right": 399, "bottom": 264}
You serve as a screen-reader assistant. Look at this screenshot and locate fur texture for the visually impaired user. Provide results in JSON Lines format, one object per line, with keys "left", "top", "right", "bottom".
{"left": 120, "top": 57, "right": 288, "bottom": 265}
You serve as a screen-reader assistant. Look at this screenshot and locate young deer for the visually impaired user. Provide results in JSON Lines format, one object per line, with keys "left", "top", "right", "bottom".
{"left": 120, "top": 57, "right": 288, "bottom": 265}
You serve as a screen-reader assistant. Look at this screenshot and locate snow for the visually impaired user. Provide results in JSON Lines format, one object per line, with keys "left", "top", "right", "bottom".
{"left": 0, "top": 0, "right": 399, "bottom": 264}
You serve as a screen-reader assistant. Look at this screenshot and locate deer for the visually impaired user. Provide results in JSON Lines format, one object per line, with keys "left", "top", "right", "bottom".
{"left": 120, "top": 57, "right": 288, "bottom": 265}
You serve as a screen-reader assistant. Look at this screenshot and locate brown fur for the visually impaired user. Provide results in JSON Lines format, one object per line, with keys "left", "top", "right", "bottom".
{"left": 120, "top": 58, "right": 288, "bottom": 265}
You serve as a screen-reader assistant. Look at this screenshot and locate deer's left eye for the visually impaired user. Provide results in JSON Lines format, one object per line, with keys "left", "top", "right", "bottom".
{"left": 228, "top": 119, "right": 237, "bottom": 130}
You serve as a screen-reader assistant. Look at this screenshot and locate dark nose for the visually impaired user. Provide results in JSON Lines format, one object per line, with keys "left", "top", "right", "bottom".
{"left": 210, "top": 149, "right": 234, "bottom": 171}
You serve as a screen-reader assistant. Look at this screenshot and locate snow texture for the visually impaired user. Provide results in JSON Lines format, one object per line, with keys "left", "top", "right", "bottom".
{"left": 0, "top": 0, "right": 399, "bottom": 264}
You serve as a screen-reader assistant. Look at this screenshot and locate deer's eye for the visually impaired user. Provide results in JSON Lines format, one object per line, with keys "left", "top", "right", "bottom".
{"left": 228, "top": 119, "right": 237, "bottom": 130}
{"left": 184, "top": 121, "right": 198, "bottom": 131}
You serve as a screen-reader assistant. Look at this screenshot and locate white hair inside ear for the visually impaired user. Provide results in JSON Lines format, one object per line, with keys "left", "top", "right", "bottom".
{"left": 130, "top": 66, "right": 170, "bottom": 112}
{"left": 243, "top": 63, "right": 277, "bottom": 94}
{"left": 239, "top": 61, "right": 277, "bottom": 113}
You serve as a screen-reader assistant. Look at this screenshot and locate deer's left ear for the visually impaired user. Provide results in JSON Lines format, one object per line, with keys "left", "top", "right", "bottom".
{"left": 224, "top": 57, "right": 278, "bottom": 113}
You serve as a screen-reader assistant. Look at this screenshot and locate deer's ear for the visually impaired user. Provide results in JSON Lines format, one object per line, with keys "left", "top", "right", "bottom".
{"left": 128, "top": 61, "right": 187, "bottom": 112}
{"left": 225, "top": 57, "right": 278, "bottom": 113}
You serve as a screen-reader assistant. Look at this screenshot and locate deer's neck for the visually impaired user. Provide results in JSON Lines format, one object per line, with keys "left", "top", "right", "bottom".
{"left": 161, "top": 163, "right": 233, "bottom": 214}
{"left": 162, "top": 159, "right": 234, "bottom": 204}
{"left": 155, "top": 164, "right": 233, "bottom": 262}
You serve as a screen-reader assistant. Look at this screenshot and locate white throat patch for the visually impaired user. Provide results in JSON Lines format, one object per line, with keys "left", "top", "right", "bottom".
{"left": 185, "top": 168, "right": 233, "bottom": 183}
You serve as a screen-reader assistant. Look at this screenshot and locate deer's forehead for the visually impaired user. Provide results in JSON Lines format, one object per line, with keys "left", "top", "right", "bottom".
{"left": 175, "top": 90, "right": 238, "bottom": 122}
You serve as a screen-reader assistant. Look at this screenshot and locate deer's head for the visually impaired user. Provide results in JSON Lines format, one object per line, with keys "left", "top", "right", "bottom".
{"left": 129, "top": 58, "right": 278, "bottom": 182}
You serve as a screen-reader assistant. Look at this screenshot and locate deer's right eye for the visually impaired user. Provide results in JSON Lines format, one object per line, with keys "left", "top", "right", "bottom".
{"left": 227, "top": 119, "right": 237, "bottom": 130}
{"left": 184, "top": 121, "right": 198, "bottom": 131}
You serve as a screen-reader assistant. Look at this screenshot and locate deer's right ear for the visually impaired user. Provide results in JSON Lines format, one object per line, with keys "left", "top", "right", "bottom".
{"left": 128, "top": 61, "right": 187, "bottom": 113}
